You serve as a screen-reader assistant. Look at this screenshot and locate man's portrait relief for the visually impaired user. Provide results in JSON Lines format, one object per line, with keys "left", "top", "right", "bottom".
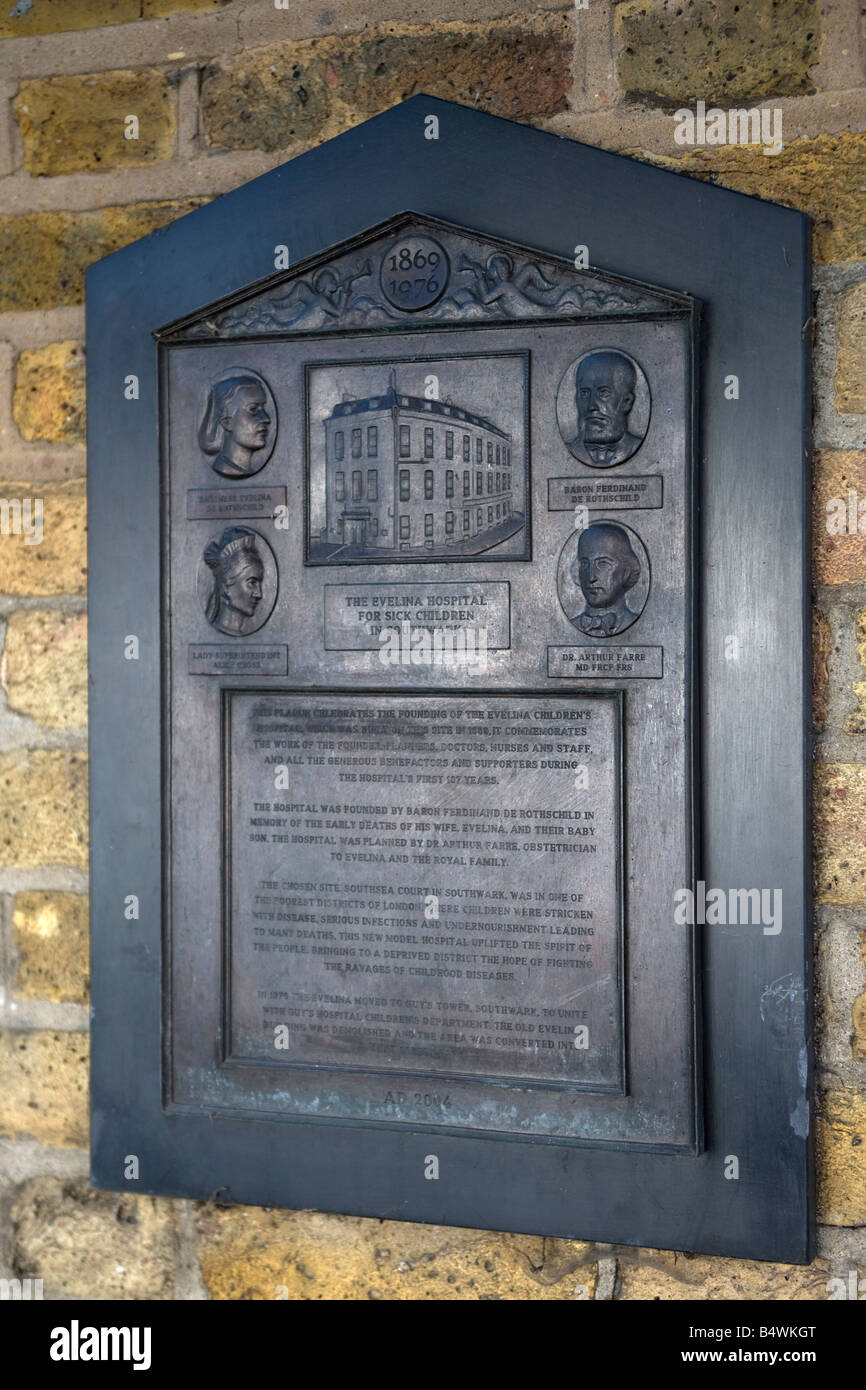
{"left": 556, "top": 349, "right": 650, "bottom": 469}
{"left": 199, "top": 368, "right": 276, "bottom": 478}
{"left": 198, "top": 526, "right": 277, "bottom": 636}
{"left": 557, "top": 521, "right": 650, "bottom": 638}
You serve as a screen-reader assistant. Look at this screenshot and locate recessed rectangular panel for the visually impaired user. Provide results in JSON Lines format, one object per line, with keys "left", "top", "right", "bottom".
{"left": 224, "top": 690, "right": 623, "bottom": 1095}
{"left": 306, "top": 352, "right": 530, "bottom": 565}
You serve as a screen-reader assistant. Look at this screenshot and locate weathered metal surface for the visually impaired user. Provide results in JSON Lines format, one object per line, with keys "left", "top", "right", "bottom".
{"left": 162, "top": 215, "right": 697, "bottom": 1147}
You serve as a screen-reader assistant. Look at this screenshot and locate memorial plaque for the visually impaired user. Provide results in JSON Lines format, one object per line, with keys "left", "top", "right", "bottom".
{"left": 88, "top": 97, "right": 812, "bottom": 1262}
{"left": 160, "top": 210, "right": 696, "bottom": 1149}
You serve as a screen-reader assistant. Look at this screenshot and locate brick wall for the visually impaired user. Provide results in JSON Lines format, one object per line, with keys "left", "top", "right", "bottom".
{"left": 0, "top": 0, "right": 863, "bottom": 1301}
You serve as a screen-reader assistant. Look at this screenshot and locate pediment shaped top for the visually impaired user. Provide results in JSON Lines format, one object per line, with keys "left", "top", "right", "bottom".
{"left": 158, "top": 213, "right": 693, "bottom": 342}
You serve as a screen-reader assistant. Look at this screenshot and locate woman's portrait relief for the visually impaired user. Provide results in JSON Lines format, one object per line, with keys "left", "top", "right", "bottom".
{"left": 199, "top": 526, "right": 277, "bottom": 636}
{"left": 198, "top": 369, "right": 276, "bottom": 478}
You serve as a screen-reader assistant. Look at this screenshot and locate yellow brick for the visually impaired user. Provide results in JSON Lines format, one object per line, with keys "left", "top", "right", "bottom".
{"left": 202, "top": 14, "right": 573, "bottom": 153}
{"left": 0, "top": 199, "right": 204, "bottom": 312}
{"left": 143, "top": 0, "right": 224, "bottom": 14}
{"left": 3, "top": 609, "right": 88, "bottom": 727}
{"left": 0, "top": 749, "right": 88, "bottom": 869}
{"left": 853, "top": 933, "right": 866, "bottom": 1063}
{"left": 835, "top": 282, "right": 866, "bottom": 415}
{"left": 196, "top": 1205, "right": 597, "bottom": 1300}
{"left": 617, "top": 1248, "right": 832, "bottom": 1299}
{"left": 843, "top": 610, "right": 866, "bottom": 736}
{"left": 12, "top": 891, "right": 89, "bottom": 1005}
{"left": 0, "top": 0, "right": 221, "bottom": 38}
{"left": 812, "top": 609, "right": 832, "bottom": 730}
{"left": 15, "top": 71, "right": 175, "bottom": 178}
{"left": 13, "top": 342, "right": 85, "bottom": 444}
{"left": 817, "top": 1088, "right": 866, "bottom": 1225}
{"left": 0, "top": 1030, "right": 88, "bottom": 1148}
{"left": 0, "top": 0, "right": 138, "bottom": 39}
{"left": 616, "top": 0, "right": 823, "bottom": 104}
{"left": 813, "top": 452, "right": 866, "bottom": 586}
{"left": 625, "top": 134, "right": 866, "bottom": 263}
{"left": 815, "top": 764, "right": 866, "bottom": 905}
{"left": 12, "top": 1178, "right": 175, "bottom": 1300}
{"left": 0, "top": 480, "right": 86, "bottom": 596}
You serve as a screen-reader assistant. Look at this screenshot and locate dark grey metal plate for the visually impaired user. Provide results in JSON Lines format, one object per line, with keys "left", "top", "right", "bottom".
{"left": 86, "top": 97, "right": 811, "bottom": 1262}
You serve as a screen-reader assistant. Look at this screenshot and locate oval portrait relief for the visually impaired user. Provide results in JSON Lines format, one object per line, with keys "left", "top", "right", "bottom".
{"left": 197, "top": 526, "right": 278, "bottom": 637}
{"left": 198, "top": 367, "right": 277, "bottom": 479}
{"left": 556, "top": 348, "right": 650, "bottom": 469}
{"left": 557, "top": 520, "right": 650, "bottom": 638}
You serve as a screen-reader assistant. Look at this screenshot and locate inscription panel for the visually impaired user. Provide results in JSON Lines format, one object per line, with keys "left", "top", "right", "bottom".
{"left": 189, "top": 644, "right": 289, "bottom": 677}
{"left": 187, "top": 484, "right": 287, "bottom": 521}
{"left": 548, "top": 645, "right": 664, "bottom": 679}
{"left": 323, "top": 581, "right": 511, "bottom": 651}
{"left": 548, "top": 475, "right": 663, "bottom": 512}
{"left": 226, "top": 691, "right": 623, "bottom": 1090}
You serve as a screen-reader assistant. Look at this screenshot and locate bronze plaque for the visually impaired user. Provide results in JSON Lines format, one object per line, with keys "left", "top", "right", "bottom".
{"left": 225, "top": 690, "right": 623, "bottom": 1091}
{"left": 161, "top": 214, "right": 698, "bottom": 1148}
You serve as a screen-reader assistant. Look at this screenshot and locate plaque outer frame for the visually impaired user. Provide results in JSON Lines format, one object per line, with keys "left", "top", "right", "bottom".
{"left": 87, "top": 96, "right": 812, "bottom": 1263}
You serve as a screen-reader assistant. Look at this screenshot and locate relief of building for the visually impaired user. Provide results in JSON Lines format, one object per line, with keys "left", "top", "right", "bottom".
{"left": 315, "top": 369, "right": 523, "bottom": 560}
